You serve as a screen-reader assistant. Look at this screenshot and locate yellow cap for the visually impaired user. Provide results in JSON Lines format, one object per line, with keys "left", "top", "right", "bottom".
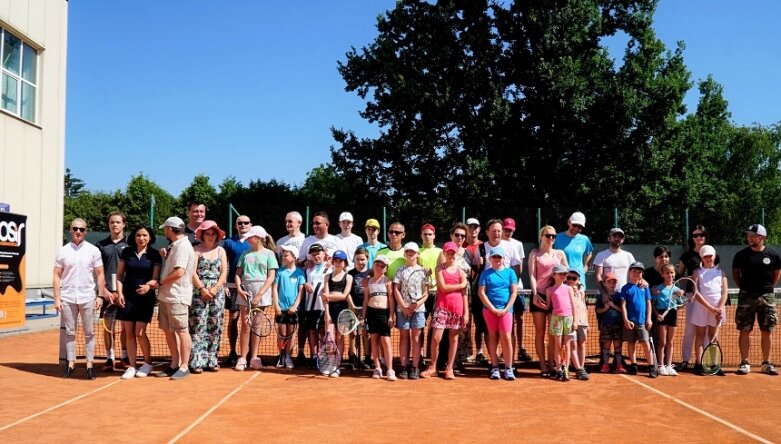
{"left": 365, "top": 218, "right": 380, "bottom": 229}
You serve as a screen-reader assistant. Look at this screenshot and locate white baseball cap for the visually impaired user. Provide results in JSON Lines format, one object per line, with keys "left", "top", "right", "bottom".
{"left": 159, "top": 216, "right": 185, "bottom": 230}
{"left": 569, "top": 211, "right": 586, "bottom": 227}
{"left": 241, "top": 225, "right": 268, "bottom": 240}
{"left": 699, "top": 245, "right": 716, "bottom": 257}
{"left": 279, "top": 245, "right": 298, "bottom": 255}
{"left": 403, "top": 241, "right": 420, "bottom": 253}
{"left": 466, "top": 218, "right": 480, "bottom": 226}
{"left": 339, "top": 212, "right": 354, "bottom": 222}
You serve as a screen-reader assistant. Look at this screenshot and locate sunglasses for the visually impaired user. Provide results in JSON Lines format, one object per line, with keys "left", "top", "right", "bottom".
{"left": 237, "top": 221, "right": 251, "bottom": 226}
{"left": 571, "top": 224, "right": 583, "bottom": 229}
{"left": 452, "top": 233, "right": 466, "bottom": 239}
{"left": 388, "top": 230, "right": 404, "bottom": 235}
{"left": 71, "top": 227, "right": 86, "bottom": 233}
{"left": 691, "top": 233, "right": 705, "bottom": 238}
{"left": 543, "top": 234, "right": 556, "bottom": 239}
{"left": 566, "top": 276, "right": 578, "bottom": 281}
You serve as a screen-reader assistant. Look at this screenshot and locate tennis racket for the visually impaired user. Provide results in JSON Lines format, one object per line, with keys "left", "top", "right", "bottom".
{"left": 248, "top": 306, "right": 273, "bottom": 338}
{"left": 102, "top": 301, "right": 121, "bottom": 334}
{"left": 402, "top": 268, "right": 427, "bottom": 310}
{"left": 648, "top": 334, "right": 658, "bottom": 373}
{"left": 336, "top": 308, "right": 359, "bottom": 335}
{"left": 700, "top": 332, "right": 723, "bottom": 375}
{"left": 660, "top": 277, "right": 697, "bottom": 319}
{"left": 316, "top": 330, "right": 341, "bottom": 376}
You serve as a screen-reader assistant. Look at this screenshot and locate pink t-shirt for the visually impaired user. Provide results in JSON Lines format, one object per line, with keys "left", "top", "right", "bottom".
{"left": 533, "top": 249, "right": 562, "bottom": 295}
{"left": 549, "top": 284, "right": 573, "bottom": 316}
{"left": 436, "top": 266, "right": 464, "bottom": 314}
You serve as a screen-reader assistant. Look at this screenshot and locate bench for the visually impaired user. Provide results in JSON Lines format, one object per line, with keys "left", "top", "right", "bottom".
{"left": 26, "top": 297, "right": 57, "bottom": 319}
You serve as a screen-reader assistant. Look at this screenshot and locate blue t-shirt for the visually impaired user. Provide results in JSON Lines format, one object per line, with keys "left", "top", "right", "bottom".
{"left": 620, "top": 283, "right": 651, "bottom": 325}
{"left": 598, "top": 292, "right": 622, "bottom": 327}
{"left": 653, "top": 284, "right": 682, "bottom": 311}
{"left": 275, "top": 266, "right": 305, "bottom": 311}
{"left": 478, "top": 267, "right": 518, "bottom": 312}
{"left": 553, "top": 232, "right": 593, "bottom": 284}
{"left": 222, "top": 236, "right": 251, "bottom": 284}
{"left": 360, "top": 241, "right": 387, "bottom": 268}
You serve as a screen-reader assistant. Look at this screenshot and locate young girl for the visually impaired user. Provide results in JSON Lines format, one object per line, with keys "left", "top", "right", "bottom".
{"left": 691, "top": 245, "right": 727, "bottom": 376}
{"left": 596, "top": 273, "right": 624, "bottom": 373}
{"left": 348, "top": 247, "right": 372, "bottom": 369}
{"left": 393, "top": 242, "right": 428, "bottom": 379}
{"left": 567, "top": 269, "right": 589, "bottom": 380}
{"left": 547, "top": 264, "right": 577, "bottom": 381}
{"left": 651, "top": 264, "right": 683, "bottom": 376}
{"left": 302, "top": 243, "right": 329, "bottom": 367}
{"left": 422, "top": 241, "right": 468, "bottom": 379}
{"left": 234, "top": 225, "right": 278, "bottom": 371}
{"left": 322, "top": 250, "right": 353, "bottom": 378}
{"left": 478, "top": 247, "right": 518, "bottom": 381}
{"left": 272, "top": 245, "right": 305, "bottom": 369}
{"left": 362, "top": 255, "right": 396, "bottom": 380}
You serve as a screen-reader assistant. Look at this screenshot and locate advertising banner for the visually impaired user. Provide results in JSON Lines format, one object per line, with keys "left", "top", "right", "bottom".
{"left": 0, "top": 212, "right": 26, "bottom": 329}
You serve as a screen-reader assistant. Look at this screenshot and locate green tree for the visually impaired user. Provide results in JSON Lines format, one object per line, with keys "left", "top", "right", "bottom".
{"left": 63, "top": 191, "right": 118, "bottom": 230}
{"left": 178, "top": 174, "right": 218, "bottom": 218}
{"left": 115, "top": 174, "right": 176, "bottom": 230}
{"left": 64, "top": 167, "right": 86, "bottom": 198}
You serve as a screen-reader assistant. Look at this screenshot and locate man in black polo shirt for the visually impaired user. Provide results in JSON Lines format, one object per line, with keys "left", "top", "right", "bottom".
{"left": 96, "top": 211, "right": 129, "bottom": 371}
{"left": 732, "top": 224, "right": 781, "bottom": 375}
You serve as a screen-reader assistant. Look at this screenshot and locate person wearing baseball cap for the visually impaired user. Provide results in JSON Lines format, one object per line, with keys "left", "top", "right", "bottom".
{"left": 620, "top": 260, "right": 656, "bottom": 377}
{"left": 363, "top": 254, "right": 397, "bottom": 380}
{"left": 593, "top": 227, "right": 637, "bottom": 299}
{"left": 322, "top": 249, "right": 353, "bottom": 377}
{"left": 337, "top": 212, "right": 363, "bottom": 269}
{"left": 688, "top": 245, "right": 727, "bottom": 376}
{"left": 553, "top": 212, "right": 594, "bottom": 290}
{"left": 360, "top": 218, "right": 387, "bottom": 269}
{"left": 596, "top": 272, "right": 625, "bottom": 373}
{"left": 733, "top": 223, "right": 781, "bottom": 375}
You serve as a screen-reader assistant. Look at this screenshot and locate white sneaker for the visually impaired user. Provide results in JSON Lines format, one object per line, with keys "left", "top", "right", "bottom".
{"left": 249, "top": 357, "right": 264, "bottom": 370}
{"left": 657, "top": 365, "right": 669, "bottom": 376}
{"left": 285, "top": 356, "right": 294, "bottom": 369}
{"left": 329, "top": 369, "right": 340, "bottom": 378}
{"left": 737, "top": 360, "right": 751, "bottom": 375}
{"left": 121, "top": 367, "right": 137, "bottom": 380}
{"left": 387, "top": 369, "right": 397, "bottom": 381}
{"left": 136, "top": 363, "right": 153, "bottom": 378}
{"left": 504, "top": 367, "right": 516, "bottom": 381}
{"left": 372, "top": 368, "right": 383, "bottom": 379}
{"left": 666, "top": 365, "right": 678, "bottom": 376}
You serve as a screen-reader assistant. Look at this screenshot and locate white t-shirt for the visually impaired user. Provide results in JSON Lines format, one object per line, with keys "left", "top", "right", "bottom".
{"left": 593, "top": 248, "right": 636, "bottom": 291}
{"left": 337, "top": 232, "right": 364, "bottom": 266}
{"left": 54, "top": 241, "right": 103, "bottom": 304}
{"left": 298, "top": 234, "right": 346, "bottom": 262}
{"left": 277, "top": 232, "right": 305, "bottom": 258}
{"left": 481, "top": 240, "right": 522, "bottom": 271}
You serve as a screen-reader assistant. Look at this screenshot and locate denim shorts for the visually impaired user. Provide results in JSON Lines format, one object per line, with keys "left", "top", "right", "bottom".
{"left": 396, "top": 310, "right": 426, "bottom": 329}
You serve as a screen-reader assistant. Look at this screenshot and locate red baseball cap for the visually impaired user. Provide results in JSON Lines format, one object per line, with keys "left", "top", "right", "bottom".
{"left": 502, "top": 218, "right": 516, "bottom": 231}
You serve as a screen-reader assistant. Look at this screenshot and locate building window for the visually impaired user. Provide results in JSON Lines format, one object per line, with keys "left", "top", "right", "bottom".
{"left": 1, "top": 27, "right": 37, "bottom": 122}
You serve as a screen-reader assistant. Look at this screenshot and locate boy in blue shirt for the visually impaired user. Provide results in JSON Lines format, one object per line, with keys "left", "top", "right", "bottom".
{"left": 620, "top": 262, "right": 657, "bottom": 378}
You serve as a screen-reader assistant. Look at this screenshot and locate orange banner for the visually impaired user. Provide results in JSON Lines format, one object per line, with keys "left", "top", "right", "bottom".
{"left": 0, "top": 212, "right": 26, "bottom": 329}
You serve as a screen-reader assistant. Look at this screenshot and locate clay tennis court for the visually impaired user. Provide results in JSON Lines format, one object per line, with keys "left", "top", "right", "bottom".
{"left": 1, "top": 324, "right": 780, "bottom": 444}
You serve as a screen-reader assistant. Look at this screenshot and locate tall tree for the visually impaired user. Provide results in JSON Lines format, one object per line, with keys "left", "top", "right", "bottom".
{"left": 64, "top": 167, "right": 86, "bottom": 198}
{"left": 116, "top": 174, "right": 176, "bottom": 230}
{"left": 178, "top": 174, "right": 218, "bottom": 218}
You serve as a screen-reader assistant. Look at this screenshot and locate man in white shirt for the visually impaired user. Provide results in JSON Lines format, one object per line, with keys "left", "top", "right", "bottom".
{"left": 336, "top": 211, "right": 363, "bottom": 268}
{"left": 593, "top": 228, "right": 636, "bottom": 296}
{"left": 276, "top": 211, "right": 306, "bottom": 259}
{"left": 54, "top": 218, "right": 106, "bottom": 380}
{"left": 297, "top": 211, "right": 346, "bottom": 267}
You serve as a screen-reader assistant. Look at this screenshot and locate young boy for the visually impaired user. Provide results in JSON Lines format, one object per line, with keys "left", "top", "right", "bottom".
{"left": 303, "top": 243, "right": 330, "bottom": 368}
{"left": 272, "top": 245, "right": 305, "bottom": 369}
{"left": 620, "top": 262, "right": 657, "bottom": 378}
{"left": 596, "top": 272, "right": 624, "bottom": 373}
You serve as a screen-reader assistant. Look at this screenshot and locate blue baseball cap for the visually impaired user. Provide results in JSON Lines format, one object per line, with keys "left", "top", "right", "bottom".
{"left": 489, "top": 246, "right": 506, "bottom": 257}
{"left": 331, "top": 250, "right": 348, "bottom": 262}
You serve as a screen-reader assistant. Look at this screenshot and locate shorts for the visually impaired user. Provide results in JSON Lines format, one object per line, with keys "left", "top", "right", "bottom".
{"left": 513, "top": 294, "right": 527, "bottom": 313}
{"left": 158, "top": 301, "right": 189, "bottom": 332}
{"left": 529, "top": 292, "right": 552, "bottom": 314}
{"left": 600, "top": 324, "right": 623, "bottom": 341}
{"left": 235, "top": 280, "right": 271, "bottom": 308}
{"left": 482, "top": 308, "right": 513, "bottom": 333}
{"left": 431, "top": 306, "right": 465, "bottom": 330}
{"left": 328, "top": 302, "right": 348, "bottom": 326}
{"left": 396, "top": 310, "right": 426, "bottom": 330}
{"left": 275, "top": 312, "right": 299, "bottom": 325}
{"left": 571, "top": 325, "right": 588, "bottom": 342}
{"left": 735, "top": 291, "right": 777, "bottom": 332}
{"left": 549, "top": 314, "right": 573, "bottom": 336}
{"left": 366, "top": 307, "right": 391, "bottom": 337}
{"left": 652, "top": 308, "right": 678, "bottom": 327}
{"left": 623, "top": 324, "right": 649, "bottom": 343}
{"left": 302, "top": 310, "right": 324, "bottom": 331}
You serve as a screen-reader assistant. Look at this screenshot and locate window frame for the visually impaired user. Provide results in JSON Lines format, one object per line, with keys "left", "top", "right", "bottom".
{"left": 1, "top": 26, "right": 39, "bottom": 123}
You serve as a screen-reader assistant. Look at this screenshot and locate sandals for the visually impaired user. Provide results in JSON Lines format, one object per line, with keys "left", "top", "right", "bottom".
{"left": 205, "top": 365, "right": 220, "bottom": 372}
{"left": 191, "top": 367, "right": 203, "bottom": 374}
{"left": 234, "top": 358, "right": 247, "bottom": 371}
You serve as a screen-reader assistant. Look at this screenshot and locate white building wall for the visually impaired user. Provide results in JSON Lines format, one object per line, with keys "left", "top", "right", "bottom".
{"left": 0, "top": 0, "right": 68, "bottom": 289}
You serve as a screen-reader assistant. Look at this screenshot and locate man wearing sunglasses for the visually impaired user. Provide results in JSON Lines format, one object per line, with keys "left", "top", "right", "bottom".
{"left": 53, "top": 219, "right": 107, "bottom": 380}
{"left": 553, "top": 212, "right": 593, "bottom": 288}
{"left": 221, "top": 214, "right": 253, "bottom": 366}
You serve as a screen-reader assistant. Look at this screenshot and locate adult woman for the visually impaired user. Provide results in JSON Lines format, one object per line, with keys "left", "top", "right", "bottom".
{"left": 528, "top": 225, "right": 568, "bottom": 376}
{"left": 116, "top": 225, "right": 162, "bottom": 379}
{"left": 190, "top": 220, "right": 228, "bottom": 373}
{"left": 445, "top": 222, "right": 473, "bottom": 373}
{"left": 645, "top": 246, "right": 672, "bottom": 289}
{"left": 676, "top": 225, "right": 719, "bottom": 370}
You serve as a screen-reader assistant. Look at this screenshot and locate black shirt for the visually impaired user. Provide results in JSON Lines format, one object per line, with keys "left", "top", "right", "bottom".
{"left": 732, "top": 246, "right": 781, "bottom": 294}
{"left": 97, "top": 236, "right": 128, "bottom": 292}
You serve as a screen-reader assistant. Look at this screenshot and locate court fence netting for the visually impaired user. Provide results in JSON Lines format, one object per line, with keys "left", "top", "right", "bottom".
{"left": 69, "top": 291, "right": 781, "bottom": 368}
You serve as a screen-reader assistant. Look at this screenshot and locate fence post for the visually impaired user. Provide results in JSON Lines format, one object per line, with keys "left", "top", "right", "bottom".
{"left": 613, "top": 208, "right": 618, "bottom": 228}
{"left": 227, "top": 203, "right": 240, "bottom": 238}
{"left": 536, "top": 208, "right": 541, "bottom": 238}
{"left": 684, "top": 208, "right": 689, "bottom": 243}
{"left": 462, "top": 207, "right": 466, "bottom": 224}
{"left": 383, "top": 207, "right": 387, "bottom": 244}
{"left": 149, "top": 194, "right": 155, "bottom": 228}
{"left": 762, "top": 207, "right": 766, "bottom": 226}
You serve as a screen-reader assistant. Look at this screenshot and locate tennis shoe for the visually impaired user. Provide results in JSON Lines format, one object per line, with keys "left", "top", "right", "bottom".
{"left": 103, "top": 359, "right": 114, "bottom": 372}
{"left": 409, "top": 368, "right": 420, "bottom": 380}
{"left": 615, "top": 363, "right": 626, "bottom": 374}
{"left": 62, "top": 365, "right": 75, "bottom": 378}
{"left": 504, "top": 367, "right": 516, "bottom": 381}
{"left": 489, "top": 367, "right": 501, "bottom": 380}
{"left": 249, "top": 357, "right": 264, "bottom": 370}
{"left": 136, "top": 363, "right": 153, "bottom": 377}
{"left": 600, "top": 363, "right": 611, "bottom": 373}
{"left": 576, "top": 368, "right": 589, "bottom": 380}
{"left": 648, "top": 366, "right": 658, "bottom": 378}
{"left": 329, "top": 369, "right": 340, "bottom": 378}
{"left": 657, "top": 365, "right": 669, "bottom": 376}
{"left": 234, "top": 358, "right": 247, "bottom": 371}
{"left": 87, "top": 367, "right": 97, "bottom": 380}
{"left": 665, "top": 365, "right": 678, "bottom": 376}
{"left": 372, "top": 368, "right": 383, "bottom": 379}
{"left": 674, "top": 361, "right": 689, "bottom": 372}
{"left": 121, "top": 367, "right": 137, "bottom": 380}
{"left": 285, "top": 356, "right": 295, "bottom": 369}
{"left": 737, "top": 360, "right": 750, "bottom": 375}
{"left": 399, "top": 367, "right": 409, "bottom": 379}
{"left": 627, "top": 364, "right": 638, "bottom": 375}
{"left": 761, "top": 362, "right": 778, "bottom": 375}
{"left": 157, "top": 366, "right": 177, "bottom": 377}
{"left": 387, "top": 369, "right": 397, "bottom": 381}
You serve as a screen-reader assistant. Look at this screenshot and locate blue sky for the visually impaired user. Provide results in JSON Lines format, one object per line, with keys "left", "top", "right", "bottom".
{"left": 66, "top": 1, "right": 781, "bottom": 195}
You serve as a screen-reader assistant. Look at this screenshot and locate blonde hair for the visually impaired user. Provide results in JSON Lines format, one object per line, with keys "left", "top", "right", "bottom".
{"left": 539, "top": 225, "right": 556, "bottom": 241}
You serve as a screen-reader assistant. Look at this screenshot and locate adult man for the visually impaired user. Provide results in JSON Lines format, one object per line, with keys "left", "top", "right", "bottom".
{"left": 360, "top": 218, "right": 386, "bottom": 268}
{"left": 553, "top": 212, "right": 593, "bottom": 286}
{"left": 297, "top": 212, "right": 346, "bottom": 267}
{"left": 221, "top": 214, "right": 253, "bottom": 365}
{"left": 337, "top": 211, "right": 363, "bottom": 267}
{"left": 732, "top": 224, "right": 781, "bottom": 375}
{"left": 501, "top": 217, "right": 531, "bottom": 362}
{"left": 185, "top": 201, "right": 206, "bottom": 245}
{"left": 96, "top": 211, "right": 129, "bottom": 371}
{"left": 276, "top": 211, "right": 305, "bottom": 259}
{"left": 156, "top": 216, "right": 196, "bottom": 380}
{"left": 593, "top": 228, "right": 636, "bottom": 297}
{"left": 378, "top": 221, "right": 407, "bottom": 279}
{"left": 53, "top": 218, "right": 106, "bottom": 379}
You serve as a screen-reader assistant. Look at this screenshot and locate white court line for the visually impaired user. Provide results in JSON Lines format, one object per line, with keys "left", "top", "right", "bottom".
{"left": 0, "top": 380, "right": 122, "bottom": 432}
{"left": 167, "top": 372, "right": 261, "bottom": 444}
{"left": 620, "top": 375, "right": 773, "bottom": 444}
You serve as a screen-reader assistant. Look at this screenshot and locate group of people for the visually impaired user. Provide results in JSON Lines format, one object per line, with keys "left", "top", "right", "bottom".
{"left": 53, "top": 206, "right": 780, "bottom": 381}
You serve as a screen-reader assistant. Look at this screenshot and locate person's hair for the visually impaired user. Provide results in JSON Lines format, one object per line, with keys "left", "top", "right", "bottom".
{"left": 486, "top": 219, "right": 503, "bottom": 230}
{"left": 287, "top": 211, "right": 303, "bottom": 223}
{"left": 687, "top": 224, "right": 708, "bottom": 250}
{"left": 188, "top": 201, "right": 207, "bottom": 211}
{"left": 107, "top": 211, "right": 126, "bottom": 223}
{"left": 388, "top": 221, "right": 405, "bottom": 231}
{"left": 130, "top": 225, "right": 156, "bottom": 250}
{"left": 662, "top": 263, "right": 676, "bottom": 274}
{"left": 71, "top": 218, "right": 87, "bottom": 228}
{"left": 354, "top": 246, "right": 369, "bottom": 258}
{"left": 263, "top": 233, "right": 276, "bottom": 251}
{"left": 313, "top": 211, "right": 329, "bottom": 224}
{"left": 170, "top": 226, "right": 185, "bottom": 235}
{"left": 538, "top": 225, "right": 556, "bottom": 240}
{"left": 653, "top": 245, "right": 670, "bottom": 258}
{"left": 450, "top": 222, "right": 468, "bottom": 236}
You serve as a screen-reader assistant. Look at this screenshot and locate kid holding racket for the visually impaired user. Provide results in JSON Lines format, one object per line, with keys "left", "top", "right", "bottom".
{"left": 620, "top": 262, "right": 657, "bottom": 378}
{"left": 272, "top": 245, "right": 305, "bottom": 369}
{"left": 322, "top": 250, "right": 353, "bottom": 377}
{"left": 363, "top": 255, "right": 396, "bottom": 380}
{"left": 393, "top": 242, "right": 429, "bottom": 379}
{"left": 348, "top": 247, "right": 372, "bottom": 369}
{"left": 547, "top": 264, "right": 577, "bottom": 381}
{"left": 691, "top": 245, "right": 728, "bottom": 376}
{"left": 651, "top": 264, "right": 683, "bottom": 376}
{"left": 596, "top": 272, "right": 624, "bottom": 373}
{"left": 302, "top": 243, "right": 330, "bottom": 368}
